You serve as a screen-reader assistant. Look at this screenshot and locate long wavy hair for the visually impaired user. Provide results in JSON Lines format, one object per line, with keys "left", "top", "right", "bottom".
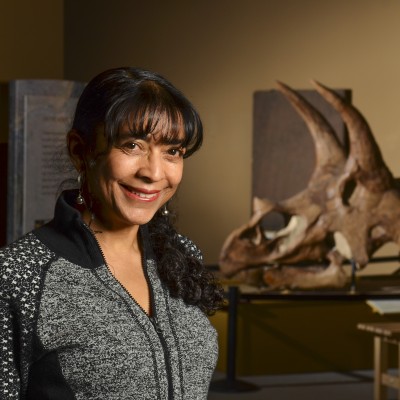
{"left": 70, "top": 67, "right": 223, "bottom": 314}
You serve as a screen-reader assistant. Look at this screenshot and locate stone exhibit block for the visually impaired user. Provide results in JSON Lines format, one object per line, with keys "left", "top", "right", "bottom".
{"left": 7, "top": 80, "right": 85, "bottom": 243}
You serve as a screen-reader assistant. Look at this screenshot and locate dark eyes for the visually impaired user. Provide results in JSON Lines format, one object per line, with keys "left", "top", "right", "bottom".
{"left": 123, "top": 142, "right": 137, "bottom": 150}
{"left": 120, "top": 141, "right": 185, "bottom": 158}
{"left": 168, "top": 148, "right": 185, "bottom": 157}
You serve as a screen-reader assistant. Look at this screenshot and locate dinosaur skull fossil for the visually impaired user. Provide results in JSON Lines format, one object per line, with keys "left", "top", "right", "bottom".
{"left": 219, "top": 81, "right": 400, "bottom": 289}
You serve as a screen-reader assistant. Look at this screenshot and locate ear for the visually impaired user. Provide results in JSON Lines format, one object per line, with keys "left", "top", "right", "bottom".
{"left": 67, "top": 129, "right": 86, "bottom": 172}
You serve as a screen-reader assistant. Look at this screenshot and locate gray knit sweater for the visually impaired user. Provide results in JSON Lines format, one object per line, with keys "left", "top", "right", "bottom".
{"left": 0, "top": 191, "right": 218, "bottom": 399}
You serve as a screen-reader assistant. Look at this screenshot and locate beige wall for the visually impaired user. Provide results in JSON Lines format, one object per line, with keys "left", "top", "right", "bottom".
{"left": 64, "top": 0, "right": 400, "bottom": 267}
{"left": 0, "top": 0, "right": 64, "bottom": 143}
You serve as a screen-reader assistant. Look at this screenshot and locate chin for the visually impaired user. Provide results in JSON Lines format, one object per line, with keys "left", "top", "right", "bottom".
{"left": 123, "top": 210, "right": 158, "bottom": 226}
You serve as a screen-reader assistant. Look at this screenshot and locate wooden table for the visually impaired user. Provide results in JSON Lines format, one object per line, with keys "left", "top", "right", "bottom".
{"left": 358, "top": 322, "right": 400, "bottom": 400}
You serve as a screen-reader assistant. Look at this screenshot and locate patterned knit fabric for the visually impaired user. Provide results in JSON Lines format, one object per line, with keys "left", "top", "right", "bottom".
{"left": 0, "top": 191, "right": 218, "bottom": 400}
{"left": 0, "top": 234, "right": 56, "bottom": 398}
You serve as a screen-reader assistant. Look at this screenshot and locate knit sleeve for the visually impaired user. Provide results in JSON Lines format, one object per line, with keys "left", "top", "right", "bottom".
{"left": 0, "top": 298, "right": 20, "bottom": 399}
{"left": 0, "top": 232, "right": 54, "bottom": 399}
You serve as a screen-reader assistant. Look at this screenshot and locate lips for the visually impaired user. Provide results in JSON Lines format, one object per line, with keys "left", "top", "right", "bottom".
{"left": 120, "top": 183, "right": 161, "bottom": 202}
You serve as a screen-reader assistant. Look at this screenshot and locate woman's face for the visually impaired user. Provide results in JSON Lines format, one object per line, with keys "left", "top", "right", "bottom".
{"left": 85, "top": 120, "right": 186, "bottom": 230}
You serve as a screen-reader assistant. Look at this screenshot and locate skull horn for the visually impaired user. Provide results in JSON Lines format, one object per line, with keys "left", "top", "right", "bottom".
{"left": 312, "top": 80, "right": 394, "bottom": 191}
{"left": 276, "top": 81, "right": 346, "bottom": 174}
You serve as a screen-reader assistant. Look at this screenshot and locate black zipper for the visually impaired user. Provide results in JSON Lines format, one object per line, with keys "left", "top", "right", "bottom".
{"left": 82, "top": 222, "right": 175, "bottom": 399}
{"left": 164, "top": 293, "right": 185, "bottom": 396}
{"left": 150, "top": 315, "right": 174, "bottom": 399}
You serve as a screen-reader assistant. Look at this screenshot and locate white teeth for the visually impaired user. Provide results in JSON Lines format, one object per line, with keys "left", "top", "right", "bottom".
{"left": 132, "top": 191, "right": 156, "bottom": 199}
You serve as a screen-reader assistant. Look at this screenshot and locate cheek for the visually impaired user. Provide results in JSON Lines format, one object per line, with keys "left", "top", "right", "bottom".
{"left": 169, "top": 164, "right": 184, "bottom": 187}
{"left": 100, "top": 156, "right": 125, "bottom": 180}
{"left": 87, "top": 161, "right": 115, "bottom": 193}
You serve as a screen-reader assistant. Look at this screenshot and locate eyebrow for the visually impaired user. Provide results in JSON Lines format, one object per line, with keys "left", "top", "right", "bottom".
{"left": 159, "top": 136, "right": 186, "bottom": 146}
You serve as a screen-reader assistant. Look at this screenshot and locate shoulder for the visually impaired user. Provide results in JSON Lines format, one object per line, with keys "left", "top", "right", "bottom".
{"left": 0, "top": 231, "right": 55, "bottom": 260}
{"left": 0, "top": 232, "right": 56, "bottom": 300}
{"left": 176, "top": 234, "right": 203, "bottom": 262}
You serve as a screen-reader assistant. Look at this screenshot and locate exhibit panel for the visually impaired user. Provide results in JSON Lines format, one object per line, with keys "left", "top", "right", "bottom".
{"left": 7, "top": 80, "right": 85, "bottom": 243}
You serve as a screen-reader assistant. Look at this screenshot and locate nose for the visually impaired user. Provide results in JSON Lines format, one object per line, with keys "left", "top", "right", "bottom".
{"left": 136, "top": 152, "right": 164, "bottom": 182}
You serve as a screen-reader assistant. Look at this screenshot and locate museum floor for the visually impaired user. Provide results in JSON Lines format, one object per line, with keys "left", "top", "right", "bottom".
{"left": 208, "top": 370, "right": 398, "bottom": 399}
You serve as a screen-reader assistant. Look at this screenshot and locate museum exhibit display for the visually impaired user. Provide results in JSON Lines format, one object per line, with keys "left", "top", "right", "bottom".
{"left": 212, "top": 82, "right": 400, "bottom": 393}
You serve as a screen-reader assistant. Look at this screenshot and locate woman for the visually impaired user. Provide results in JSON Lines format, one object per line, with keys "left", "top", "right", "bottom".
{"left": 0, "top": 67, "right": 223, "bottom": 399}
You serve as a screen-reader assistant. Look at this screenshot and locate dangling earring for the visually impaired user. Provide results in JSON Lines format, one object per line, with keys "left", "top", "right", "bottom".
{"left": 76, "top": 173, "right": 85, "bottom": 205}
{"left": 161, "top": 204, "right": 169, "bottom": 216}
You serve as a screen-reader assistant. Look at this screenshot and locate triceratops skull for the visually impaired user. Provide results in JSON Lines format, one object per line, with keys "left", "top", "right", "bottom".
{"left": 219, "top": 81, "right": 400, "bottom": 289}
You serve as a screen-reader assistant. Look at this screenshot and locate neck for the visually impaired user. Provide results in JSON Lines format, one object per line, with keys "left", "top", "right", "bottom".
{"left": 81, "top": 209, "right": 141, "bottom": 253}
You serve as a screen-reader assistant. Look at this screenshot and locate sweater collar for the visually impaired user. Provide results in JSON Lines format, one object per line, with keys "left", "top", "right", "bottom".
{"left": 34, "top": 189, "right": 151, "bottom": 269}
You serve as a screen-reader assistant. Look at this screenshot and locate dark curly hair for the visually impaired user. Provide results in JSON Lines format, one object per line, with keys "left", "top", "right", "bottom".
{"left": 69, "top": 66, "right": 223, "bottom": 315}
{"left": 148, "top": 209, "right": 224, "bottom": 315}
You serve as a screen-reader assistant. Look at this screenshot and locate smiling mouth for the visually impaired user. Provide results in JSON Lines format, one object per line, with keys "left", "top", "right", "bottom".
{"left": 120, "top": 184, "right": 161, "bottom": 201}
{"left": 132, "top": 191, "right": 158, "bottom": 199}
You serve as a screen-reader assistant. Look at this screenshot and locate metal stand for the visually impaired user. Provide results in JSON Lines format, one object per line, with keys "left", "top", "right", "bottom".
{"left": 350, "top": 259, "right": 357, "bottom": 293}
{"left": 209, "top": 286, "right": 260, "bottom": 392}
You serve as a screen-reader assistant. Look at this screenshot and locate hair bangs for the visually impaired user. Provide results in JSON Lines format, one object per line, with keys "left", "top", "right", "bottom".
{"left": 104, "top": 84, "right": 203, "bottom": 157}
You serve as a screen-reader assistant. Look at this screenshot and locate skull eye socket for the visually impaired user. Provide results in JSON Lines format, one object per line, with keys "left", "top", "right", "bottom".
{"left": 238, "top": 211, "right": 293, "bottom": 245}
{"left": 259, "top": 211, "right": 288, "bottom": 232}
